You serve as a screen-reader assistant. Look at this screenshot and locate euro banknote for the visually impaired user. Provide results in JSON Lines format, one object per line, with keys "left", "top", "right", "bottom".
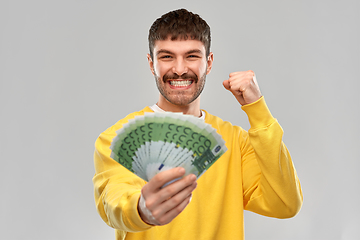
{"left": 110, "top": 111, "right": 227, "bottom": 182}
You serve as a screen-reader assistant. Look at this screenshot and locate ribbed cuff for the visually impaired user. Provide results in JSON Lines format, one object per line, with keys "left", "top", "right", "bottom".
{"left": 123, "top": 192, "right": 153, "bottom": 231}
{"left": 241, "top": 97, "right": 275, "bottom": 131}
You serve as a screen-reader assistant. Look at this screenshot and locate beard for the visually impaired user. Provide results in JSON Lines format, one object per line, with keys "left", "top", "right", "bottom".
{"left": 155, "top": 70, "right": 207, "bottom": 106}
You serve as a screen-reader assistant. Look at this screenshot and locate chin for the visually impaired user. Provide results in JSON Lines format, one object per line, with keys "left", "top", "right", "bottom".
{"left": 167, "top": 95, "right": 199, "bottom": 106}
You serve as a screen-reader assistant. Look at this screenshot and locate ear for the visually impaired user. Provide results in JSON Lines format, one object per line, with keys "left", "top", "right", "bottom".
{"left": 147, "top": 53, "right": 155, "bottom": 76}
{"left": 206, "top": 52, "right": 214, "bottom": 75}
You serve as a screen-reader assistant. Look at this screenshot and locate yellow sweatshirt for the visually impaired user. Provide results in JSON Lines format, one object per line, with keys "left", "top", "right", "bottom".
{"left": 93, "top": 97, "right": 303, "bottom": 240}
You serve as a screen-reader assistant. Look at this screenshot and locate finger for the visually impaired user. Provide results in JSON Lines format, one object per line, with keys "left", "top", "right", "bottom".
{"left": 229, "top": 70, "right": 254, "bottom": 79}
{"left": 147, "top": 167, "right": 186, "bottom": 191}
{"left": 222, "top": 79, "right": 230, "bottom": 90}
{"left": 241, "top": 70, "right": 254, "bottom": 77}
{"left": 155, "top": 194, "right": 193, "bottom": 225}
{"left": 153, "top": 178, "right": 197, "bottom": 217}
{"left": 247, "top": 69, "right": 255, "bottom": 76}
{"left": 229, "top": 71, "right": 242, "bottom": 77}
{"left": 144, "top": 175, "right": 196, "bottom": 225}
{"left": 230, "top": 79, "right": 249, "bottom": 93}
{"left": 157, "top": 174, "right": 196, "bottom": 202}
{"left": 229, "top": 72, "right": 257, "bottom": 92}
{"left": 142, "top": 173, "right": 196, "bottom": 211}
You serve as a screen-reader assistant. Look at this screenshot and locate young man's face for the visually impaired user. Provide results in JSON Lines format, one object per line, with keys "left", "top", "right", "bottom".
{"left": 148, "top": 37, "right": 213, "bottom": 107}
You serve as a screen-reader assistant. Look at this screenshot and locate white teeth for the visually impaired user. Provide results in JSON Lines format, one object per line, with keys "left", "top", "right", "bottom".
{"left": 169, "top": 80, "right": 192, "bottom": 87}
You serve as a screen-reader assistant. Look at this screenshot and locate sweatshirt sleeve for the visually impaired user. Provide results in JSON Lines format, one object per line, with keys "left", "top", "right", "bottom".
{"left": 241, "top": 97, "right": 303, "bottom": 218}
{"left": 92, "top": 115, "right": 153, "bottom": 232}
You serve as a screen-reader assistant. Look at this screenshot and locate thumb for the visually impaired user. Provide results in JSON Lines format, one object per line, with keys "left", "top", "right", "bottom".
{"left": 223, "top": 79, "right": 230, "bottom": 90}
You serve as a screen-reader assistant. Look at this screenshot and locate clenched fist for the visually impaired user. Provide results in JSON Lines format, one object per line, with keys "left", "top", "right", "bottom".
{"left": 223, "top": 70, "right": 262, "bottom": 106}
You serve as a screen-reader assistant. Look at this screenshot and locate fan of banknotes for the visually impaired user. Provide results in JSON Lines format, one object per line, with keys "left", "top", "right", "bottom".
{"left": 110, "top": 111, "right": 227, "bottom": 182}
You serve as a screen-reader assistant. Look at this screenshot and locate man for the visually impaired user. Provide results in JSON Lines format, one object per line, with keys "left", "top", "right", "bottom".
{"left": 93, "top": 8, "right": 303, "bottom": 240}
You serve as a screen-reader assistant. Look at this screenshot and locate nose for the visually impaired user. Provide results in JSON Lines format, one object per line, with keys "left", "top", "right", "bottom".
{"left": 172, "top": 58, "right": 188, "bottom": 76}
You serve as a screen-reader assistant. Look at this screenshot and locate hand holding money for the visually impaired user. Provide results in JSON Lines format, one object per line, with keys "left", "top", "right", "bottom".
{"left": 223, "top": 70, "right": 262, "bottom": 106}
{"left": 110, "top": 112, "right": 227, "bottom": 225}
{"left": 138, "top": 167, "right": 197, "bottom": 225}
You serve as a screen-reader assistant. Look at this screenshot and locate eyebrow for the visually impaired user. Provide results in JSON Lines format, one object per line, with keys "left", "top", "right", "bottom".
{"left": 156, "top": 49, "right": 203, "bottom": 55}
{"left": 156, "top": 49, "right": 173, "bottom": 55}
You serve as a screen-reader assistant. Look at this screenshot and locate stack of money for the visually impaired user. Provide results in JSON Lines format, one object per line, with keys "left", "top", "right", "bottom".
{"left": 110, "top": 112, "right": 227, "bottom": 182}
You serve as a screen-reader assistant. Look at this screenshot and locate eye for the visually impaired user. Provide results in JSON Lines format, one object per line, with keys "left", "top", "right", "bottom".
{"left": 187, "top": 55, "right": 201, "bottom": 59}
{"left": 159, "top": 55, "right": 172, "bottom": 59}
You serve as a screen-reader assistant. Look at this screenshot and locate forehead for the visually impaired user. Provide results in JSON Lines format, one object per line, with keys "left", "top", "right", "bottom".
{"left": 153, "top": 38, "right": 206, "bottom": 55}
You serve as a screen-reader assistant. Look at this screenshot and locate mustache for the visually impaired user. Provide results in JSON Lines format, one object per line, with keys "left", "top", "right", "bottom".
{"left": 163, "top": 72, "right": 198, "bottom": 82}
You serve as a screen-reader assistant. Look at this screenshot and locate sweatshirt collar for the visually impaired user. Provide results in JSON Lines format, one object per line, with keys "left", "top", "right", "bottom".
{"left": 149, "top": 104, "right": 205, "bottom": 120}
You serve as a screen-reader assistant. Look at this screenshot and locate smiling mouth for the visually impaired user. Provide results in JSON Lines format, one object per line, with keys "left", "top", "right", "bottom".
{"left": 169, "top": 80, "right": 193, "bottom": 87}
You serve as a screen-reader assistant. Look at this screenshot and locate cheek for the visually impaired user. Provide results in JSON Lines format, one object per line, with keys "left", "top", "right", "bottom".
{"left": 194, "top": 61, "right": 207, "bottom": 75}
{"left": 154, "top": 63, "right": 168, "bottom": 78}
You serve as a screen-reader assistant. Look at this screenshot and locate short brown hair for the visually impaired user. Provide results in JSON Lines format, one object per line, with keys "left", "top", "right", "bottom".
{"left": 148, "top": 9, "right": 211, "bottom": 59}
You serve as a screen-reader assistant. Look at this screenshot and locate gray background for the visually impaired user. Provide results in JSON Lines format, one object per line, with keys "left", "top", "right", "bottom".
{"left": 1, "top": 0, "right": 359, "bottom": 239}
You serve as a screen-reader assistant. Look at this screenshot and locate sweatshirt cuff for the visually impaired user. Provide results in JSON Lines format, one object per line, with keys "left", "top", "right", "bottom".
{"left": 241, "top": 96, "right": 275, "bottom": 131}
{"left": 124, "top": 192, "right": 153, "bottom": 231}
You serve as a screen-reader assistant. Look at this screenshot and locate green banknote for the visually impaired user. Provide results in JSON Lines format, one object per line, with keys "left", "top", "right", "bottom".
{"left": 110, "top": 112, "right": 227, "bottom": 182}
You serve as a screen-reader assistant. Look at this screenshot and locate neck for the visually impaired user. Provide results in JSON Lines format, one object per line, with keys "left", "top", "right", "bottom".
{"left": 157, "top": 95, "right": 202, "bottom": 117}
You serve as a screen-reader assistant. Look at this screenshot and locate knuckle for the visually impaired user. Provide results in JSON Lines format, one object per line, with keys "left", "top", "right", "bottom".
{"left": 151, "top": 209, "right": 161, "bottom": 219}
{"left": 157, "top": 217, "right": 168, "bottom": 226}
{"left": 247, "top": 71, "right": 254, "bottom": 78}
{"left": 145, "top": 199, "right": 155, "bottom": 209}
{"left": 153, "top": 174, "right": 171, "bottom": 186}
{"left": 243, "top": 79, "right": 251, "bottom": 86}
{"left": 163, "top": 186, "right": 177, "bottom": 197}
{"left": 176, "top": 204, "right": 185, "bottom": 213}
{"left": 153, "top": 173, "right": 165, "bottom": 183}
{"left": 141, "top": 186, "right": 148, "bottom": 195}
{"left": 170, "top": 195, "right": 182, "bottom": 206}
{"left": 186, "top": 175, "right": 196, "bottom": 185}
